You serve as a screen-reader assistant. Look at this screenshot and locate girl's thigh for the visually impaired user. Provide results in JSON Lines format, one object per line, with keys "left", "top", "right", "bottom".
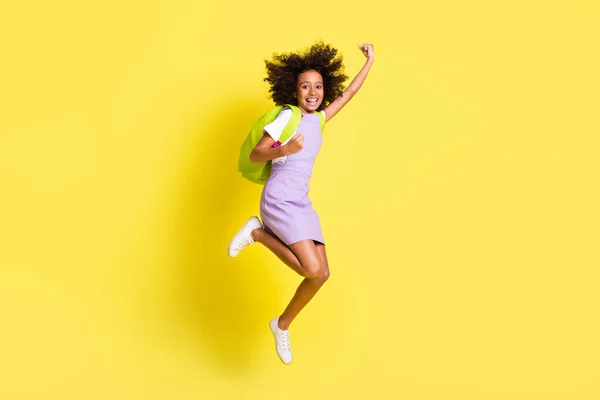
{"left": 315, "top": 243, "right": 329, "bottom": 269}
{"left": 289, "top": 240, "right": 322, "bottom": 274}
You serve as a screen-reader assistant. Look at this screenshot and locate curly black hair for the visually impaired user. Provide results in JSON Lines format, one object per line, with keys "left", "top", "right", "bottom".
{"left": 264, "top": 41, "right": 349, "bottom": 111}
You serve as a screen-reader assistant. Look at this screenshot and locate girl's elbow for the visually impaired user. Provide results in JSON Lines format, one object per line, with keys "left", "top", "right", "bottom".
{"left": 249, "top": 151, "right": 259, "bottom": 163}
{"left": 346, "top": 88, "right": 358, "bottom": 98}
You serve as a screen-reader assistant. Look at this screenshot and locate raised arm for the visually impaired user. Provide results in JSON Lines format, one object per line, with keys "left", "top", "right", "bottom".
{"left": 323, "top": 43, "right": 375, "bottom": 122}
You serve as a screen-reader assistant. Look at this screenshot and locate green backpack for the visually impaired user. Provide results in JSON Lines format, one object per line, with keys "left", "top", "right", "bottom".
{"left": 238, "top": 104, "right": 326, "bottom": 184}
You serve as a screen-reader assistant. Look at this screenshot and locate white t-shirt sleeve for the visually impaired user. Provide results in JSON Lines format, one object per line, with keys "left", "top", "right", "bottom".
{"left": 263, "top": 107, "right": 293, "bottom": 142}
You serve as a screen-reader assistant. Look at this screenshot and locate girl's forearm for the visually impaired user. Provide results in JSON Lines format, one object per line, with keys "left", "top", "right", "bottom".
{"left": 344, "top": 58, "right": 374, "bottom": 97}
{"left": 250, "top": 145, "right": 288, "bottom": 163}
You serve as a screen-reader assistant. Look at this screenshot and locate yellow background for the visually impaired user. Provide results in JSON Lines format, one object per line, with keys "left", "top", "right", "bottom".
{"left": 1, "top": 0, "right": 598, "bottom": 399}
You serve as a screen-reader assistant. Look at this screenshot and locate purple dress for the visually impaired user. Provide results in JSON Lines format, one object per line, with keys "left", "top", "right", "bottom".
{"left": 260, "top": 113, "right": 324, "bottom": 245}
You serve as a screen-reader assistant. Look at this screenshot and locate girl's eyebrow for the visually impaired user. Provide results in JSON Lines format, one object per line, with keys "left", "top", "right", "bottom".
{"left": 300, "top": 81, "right": 323, "bottom": 85}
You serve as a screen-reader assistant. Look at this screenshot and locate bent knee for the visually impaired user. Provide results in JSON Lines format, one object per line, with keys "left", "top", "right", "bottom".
{"left": 305, "top": 264, "right": 330, "bottom": 282}
{"left": 303, "top": 262, "right": 320, "bottom": 278}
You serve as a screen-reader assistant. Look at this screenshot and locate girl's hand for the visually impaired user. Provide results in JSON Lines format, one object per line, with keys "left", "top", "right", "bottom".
{"left": 358, "top": 43, "right": 375, "bottom": 60}
{"left": 283, "top": 133, "right": 304, "bottom": 155}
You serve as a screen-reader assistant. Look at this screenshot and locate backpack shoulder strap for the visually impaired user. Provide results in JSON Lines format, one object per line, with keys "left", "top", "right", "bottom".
{"left": 316, "top": 109, "right": 326, "bottom": 133}
{"left": 278, "top": 104, "right": 302, "bottom": 143}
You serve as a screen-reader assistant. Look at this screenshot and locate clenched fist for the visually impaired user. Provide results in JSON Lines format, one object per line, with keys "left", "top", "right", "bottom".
{"left": 283, "top": 133, "right": 304, "bottom": 155}
{"left": 358, "top": 43, "right": 375, "bottom": 60}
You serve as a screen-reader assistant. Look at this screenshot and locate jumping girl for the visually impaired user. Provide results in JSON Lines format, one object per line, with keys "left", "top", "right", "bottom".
{"left": 228, "top": 41, "right": 375, "bottom": 364}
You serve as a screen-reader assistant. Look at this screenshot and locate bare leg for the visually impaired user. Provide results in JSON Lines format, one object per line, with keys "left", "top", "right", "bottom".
{"left": 250, "top": 227, "right": 305, "bottom": 277}
{"left": 248, "top": 228, "right": 330, "bottom": 330}
{"left": 278, "top": 241, "right": 329, "bottom": 330}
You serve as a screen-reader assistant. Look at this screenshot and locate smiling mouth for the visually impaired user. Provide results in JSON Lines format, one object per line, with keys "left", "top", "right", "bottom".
{"left": 306, "top": 98, "right": 319, "bottom": 105}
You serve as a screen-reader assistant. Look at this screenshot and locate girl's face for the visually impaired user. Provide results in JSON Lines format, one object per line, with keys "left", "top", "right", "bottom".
{"left": 294, "top": 70, "right": 324, "bottom": 114}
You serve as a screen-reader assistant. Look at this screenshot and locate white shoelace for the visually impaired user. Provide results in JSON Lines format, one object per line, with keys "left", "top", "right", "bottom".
{"left": 235, "top": 237, "right": 254, "bottom": 251}
{"left": 279, "top": 330, "right": 290, "bottom": 351}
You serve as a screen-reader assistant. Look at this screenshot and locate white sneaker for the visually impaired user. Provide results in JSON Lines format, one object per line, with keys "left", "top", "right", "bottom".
{"left": 269, "top": 317, "right": 292, "bottom": 364}
{"left": 227, "top": 216, "right": 262, "bottom": 257}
